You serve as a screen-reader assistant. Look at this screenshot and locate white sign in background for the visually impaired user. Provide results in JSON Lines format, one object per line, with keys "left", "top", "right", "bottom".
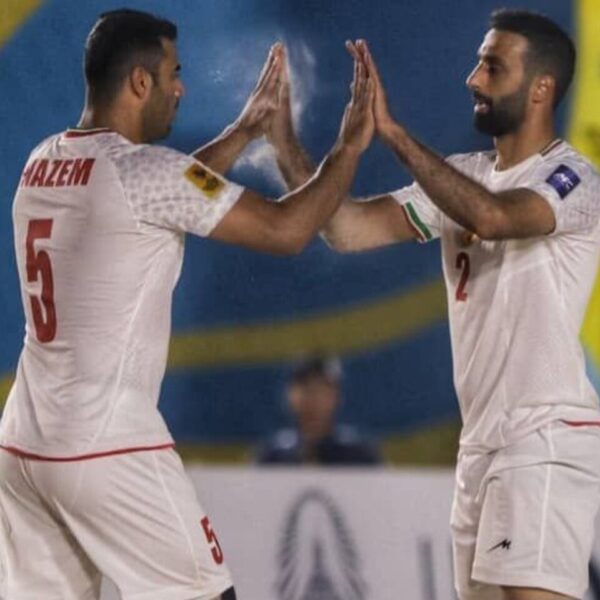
{"left": 99, "top": 466, "right": 600, "bottom": 600}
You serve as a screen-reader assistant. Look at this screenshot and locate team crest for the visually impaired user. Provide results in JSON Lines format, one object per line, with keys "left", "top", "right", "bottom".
{"left": 545, "top": 164, "right": 581, "bottom": 200}
{"left": 184, "top": 163, "right": 225, "bottom": 199}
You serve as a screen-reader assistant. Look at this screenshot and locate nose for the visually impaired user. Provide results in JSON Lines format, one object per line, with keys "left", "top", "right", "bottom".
{"left": 175, "top": 81, "right": 185, "bottom": 99}
{"left": 466, "top": 63, "right": 482, "bottom": 91}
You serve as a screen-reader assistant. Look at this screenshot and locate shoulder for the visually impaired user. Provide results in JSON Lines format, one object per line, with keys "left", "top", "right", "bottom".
{"left": 446, "top": 149, "right": 496, "bottom": 174}
{"left": 541, "top": 141, "right": 599, "bottom": 181}
{"left": 329, "top": 424, "right": 382, "bottom": 463}
{"left": 255, "top": 428, "right": 301, "bottom": 464}
{"left": 534, "top": 141, "right": 600, "bottom": 205}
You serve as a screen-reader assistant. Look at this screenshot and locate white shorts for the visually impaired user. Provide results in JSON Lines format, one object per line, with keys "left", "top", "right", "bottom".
{"left": 0, "top": 447, "right": 232, "bottom": 600}
{"left": 451, "top": 421, "right": 600, "bottom": 600}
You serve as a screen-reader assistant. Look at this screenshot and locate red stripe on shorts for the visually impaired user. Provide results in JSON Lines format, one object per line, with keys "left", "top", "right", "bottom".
{"left": 561, "top": 420, "right": 600, "bottom": 427}
{"left": 0, "top": 443, "right": 175, "bottom": 462}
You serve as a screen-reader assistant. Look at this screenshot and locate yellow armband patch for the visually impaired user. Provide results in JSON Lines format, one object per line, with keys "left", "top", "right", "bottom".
{"left": 184, "top": 163, "right": 225, "bottom": 199}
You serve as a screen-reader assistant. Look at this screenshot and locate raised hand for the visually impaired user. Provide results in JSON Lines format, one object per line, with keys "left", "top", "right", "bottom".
{"left": 265, "top": 45, "right": 295, "bottom": 149}
{"left": 346, "top": 39, "right": 397, "bottom": 143}
{"left": 337, "top": 47, "right": 375, "bottom": 154}
{"left": 235, "top": 43, "right": 283, "bottom": 139}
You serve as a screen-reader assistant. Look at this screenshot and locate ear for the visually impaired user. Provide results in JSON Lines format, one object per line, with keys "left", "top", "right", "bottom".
{"left": 129, "top": 66, "right": 153, "bottom": 101}
{"left": 531, "top": 75, "right": 555, "bottom": 105}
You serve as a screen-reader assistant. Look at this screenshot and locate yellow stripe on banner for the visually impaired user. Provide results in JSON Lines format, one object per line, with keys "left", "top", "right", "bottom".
{"left": 168, "top": 279, "right": 447, "bottom": 369}
{"left": 0, "top": 375, "right": 14, "bottom": 408}
{"left": 569, "top": 0, "right": 600, "bottom": 369}
{"left": 0, "top": 0, "right": 43, "bottom": 47}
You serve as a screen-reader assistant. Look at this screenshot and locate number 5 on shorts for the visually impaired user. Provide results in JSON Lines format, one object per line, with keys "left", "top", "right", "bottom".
{"left": 201, "top": 516, "right": 224, "bottom": 565}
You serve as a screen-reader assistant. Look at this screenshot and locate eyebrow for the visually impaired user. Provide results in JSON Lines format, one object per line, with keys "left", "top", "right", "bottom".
{"left": 477, "top": 52, "right": 506, "bottom": 68}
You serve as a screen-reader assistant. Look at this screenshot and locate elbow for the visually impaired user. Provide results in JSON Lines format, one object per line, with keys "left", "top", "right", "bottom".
{"left": 471, "top": 207, "right": 506, "bottom": 241}
{"left": 472, "top": 219, "right": 497, "bottom": 241}
{"left": 264, "top": 226, "right": 310, "bottom": 256}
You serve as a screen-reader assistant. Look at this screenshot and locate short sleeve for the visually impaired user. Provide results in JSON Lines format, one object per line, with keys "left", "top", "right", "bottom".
{"left": 523, "top": 156, "right": 600, "bottom": 235}
{"left": 111, "top": 144, "right": 244, "bottom": 237}
{"left": 390, "top": 182, "right": 441, "bottom": 243}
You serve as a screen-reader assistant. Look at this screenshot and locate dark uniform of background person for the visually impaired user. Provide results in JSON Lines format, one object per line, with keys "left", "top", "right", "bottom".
{"left": 255, "top": 358, "right": 382, "bottom": 465}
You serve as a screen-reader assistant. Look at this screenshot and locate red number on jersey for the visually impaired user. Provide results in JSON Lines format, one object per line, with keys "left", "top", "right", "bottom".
{"left": 26, "top": 219, "right": 57, "bottom": 342}
{"left": 201, "top": 516, "right": 224, "bottom": 565}
{"left": 455, "top": 251, "right": 470, "bottom": 302}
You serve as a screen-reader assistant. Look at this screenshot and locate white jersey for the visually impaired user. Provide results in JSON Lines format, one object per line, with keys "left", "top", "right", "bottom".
{"left": 1, "top": 128, "right": 244, "bottom": 459}
{"left": 392, "top": 140, "right": 600, "bottom": 452}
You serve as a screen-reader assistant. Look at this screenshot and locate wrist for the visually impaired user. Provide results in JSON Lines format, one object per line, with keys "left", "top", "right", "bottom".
{"left": 331, "top": 139, "right": 362, "bottom": 161}
{"left": 229, "top": 119, "right": 256, "bottom": 144}
{"left": 379, "top": 119, "right": 405, "bottom": 146}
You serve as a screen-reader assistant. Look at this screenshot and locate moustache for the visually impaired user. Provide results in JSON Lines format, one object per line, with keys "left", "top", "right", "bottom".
{"left": 473, "top": 91, "right": 492, "bottom": 105}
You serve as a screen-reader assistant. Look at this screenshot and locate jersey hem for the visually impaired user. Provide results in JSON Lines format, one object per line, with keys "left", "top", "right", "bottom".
{"left": 0, "top": 442, "right": 175, "bottom": 462}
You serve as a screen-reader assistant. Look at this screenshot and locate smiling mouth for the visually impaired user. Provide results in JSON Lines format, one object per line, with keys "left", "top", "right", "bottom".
{"left": 473, "top": 94, "right": 491, "bottom": 113}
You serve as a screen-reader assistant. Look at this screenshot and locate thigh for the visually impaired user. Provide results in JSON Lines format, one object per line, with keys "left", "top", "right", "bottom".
{"left": 40, "top": 449, "right": 233, "bottom": 600}
{"left": 0, "top": 450, "right": 101, "bottom": 600}
{"left": 473, "top": 424, "right": 600, "bottom": 599}
{"left": 451, "top": 451, "right": 503, "bottom": 600}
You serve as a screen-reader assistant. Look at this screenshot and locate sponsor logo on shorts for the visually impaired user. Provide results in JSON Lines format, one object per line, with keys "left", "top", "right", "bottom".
{"left": 546, "top": 164, "right": 581, "bottom": 199}
{"left": 487, "top": 538, "right": 512, "bottom": 552}
{"left": 184, "top": 163, "right": 225, "bottom": 199}
{"left": 276, "top": 488, "right": 366, "bottom": 600}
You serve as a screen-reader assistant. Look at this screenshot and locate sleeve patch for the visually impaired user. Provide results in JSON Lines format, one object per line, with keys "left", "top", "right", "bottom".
{"left": 184, "top": 163, "right": 225, "bottom": 200}
{"left": 545, "top": 164, "right": 581, "bottom": 200}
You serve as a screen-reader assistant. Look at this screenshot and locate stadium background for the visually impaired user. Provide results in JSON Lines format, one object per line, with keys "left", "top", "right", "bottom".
{"left": 1, "top": 0, "right": 598, "bottom": 464}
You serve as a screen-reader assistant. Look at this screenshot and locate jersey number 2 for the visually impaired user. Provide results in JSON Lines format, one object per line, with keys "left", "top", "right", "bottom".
{"left": 26, "top": 219, "right": 56, "bottom": 342}
{"left": 455, "top": 251, "right": 470, "bottom": 302}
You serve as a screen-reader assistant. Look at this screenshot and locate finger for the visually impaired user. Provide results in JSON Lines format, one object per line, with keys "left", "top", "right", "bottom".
{"left": 345, "top": 40, "right": 361, "bottom": 63}
{"left": 357, "top": 39, "right": 382, "bottom": 84}
{"left": 255, "top": 42, "right": 281, "bottom": 88}
{"left": 353, "top": 56, "right": 367, "bottom": 103}
{"left": 255, "top": 49, "right": 282, "bottom": 95}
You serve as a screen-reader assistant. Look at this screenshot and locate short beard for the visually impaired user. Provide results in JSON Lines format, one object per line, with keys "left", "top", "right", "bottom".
{"left": 473, "top": 85, "right": 529, "bottom": 137}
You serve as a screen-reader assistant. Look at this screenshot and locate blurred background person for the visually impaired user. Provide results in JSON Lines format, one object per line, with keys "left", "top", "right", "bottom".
{"left": 255, "top": 357, "right": 382, "bottom": 465}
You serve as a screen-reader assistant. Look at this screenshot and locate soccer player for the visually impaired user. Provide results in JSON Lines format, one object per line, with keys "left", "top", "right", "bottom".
{"left": 0, "top": 9, "right": 374, "bottom": 600}
{"left": 267, "top": 9, "right": 600, "bottom": 600}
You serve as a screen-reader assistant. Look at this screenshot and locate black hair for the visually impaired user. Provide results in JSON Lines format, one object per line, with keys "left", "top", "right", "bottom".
{"left": 489, "top": 9, "right": 576, "bottom": 108}
{"left": 84, "top": 9, "right": 177, "bottom": 104}
{"left": 289, "top": 357, "right": 342, "bottom": 385}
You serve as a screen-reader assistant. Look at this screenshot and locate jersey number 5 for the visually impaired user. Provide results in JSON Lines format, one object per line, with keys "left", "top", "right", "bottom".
{"left": 26, "top": 219, "right": 56, "bottom": 343}
{"left": 455, "top": 251, "right": 470, "bottom": 302}
{"left": 201, "top": 516, "right": 224, "bottom": 565}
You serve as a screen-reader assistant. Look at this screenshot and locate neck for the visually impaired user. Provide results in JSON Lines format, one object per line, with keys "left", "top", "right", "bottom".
{"left": 78, "top": 100, "right": 145, "bottom": 144}
{"left": 493, "top": 116, "right": 557, "bottom": 170}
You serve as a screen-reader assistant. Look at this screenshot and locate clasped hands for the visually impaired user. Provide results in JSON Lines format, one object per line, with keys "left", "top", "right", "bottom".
{"left": 234, "top": 39, "right": 400, "bottom": 158}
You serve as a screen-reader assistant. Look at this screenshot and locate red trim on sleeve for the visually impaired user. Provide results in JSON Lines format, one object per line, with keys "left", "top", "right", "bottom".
{"left": 0, "top": 442, "right": 175, "bottom": 462}
{"left": 64, "top": 128, "right": 112, "bottom": 139}
{"left": 561, "top": 420, "right": 600, "bottom": 428}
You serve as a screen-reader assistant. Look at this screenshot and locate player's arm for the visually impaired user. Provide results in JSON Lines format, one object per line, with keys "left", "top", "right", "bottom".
{"left": 263, "top": 47, "right": 418, "bottom": 252}
{"left": 351, "top": 40, "right": 556, "bottom": 240}
{"left": 192, "top": 44, "right": 282, "bottom": 174}
{"left": 209, "top": 53, "right": 376, "bottom": 255}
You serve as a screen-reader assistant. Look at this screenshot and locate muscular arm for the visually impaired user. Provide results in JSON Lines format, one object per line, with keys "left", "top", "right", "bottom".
{"left": 266, "top": 48, "right": 417, "bottom": 253}
{"left": 210, "top": 51, "right": 376, "bottom": 255}
{"left": 352, "top": 39, "right": 556, "bottom": 240}
{"left": 382, "top": 127, "right": 555, "bottom": 240}
{"left": 270, "top": 133, "right": 416, "bottom": 251}
{"left": 192, "top": 123, "right": 254, "bottom": 175}
{"left": 211, "top": 143, "right": 363, "bottom": 254}
{"left": 192, "top": 43, "right": 282, "bottom": 174}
